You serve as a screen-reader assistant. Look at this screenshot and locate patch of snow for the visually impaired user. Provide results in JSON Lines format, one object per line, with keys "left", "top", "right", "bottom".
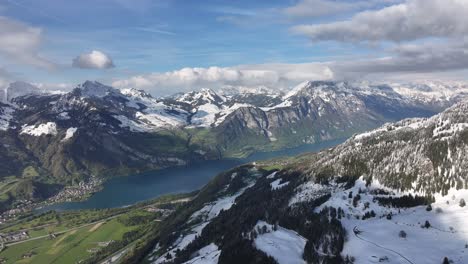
{"left": 253, "top": 221, "right": 307, "bottom": 264}
{"left": 182, "top": 243, "right": 221, "bottom": 264}
{"left": 260, "top": 99, "right": 293, "bottom": 111}
{"left": 191, "top": 103, "right": 221, "bottom": 127}
{"left": 266, "top": 130, "right": 277, "bottom": 142}
{"left": 270, "top": 179, "right": 289, "bottom": 190}
{"left": 153, "top": 223, "right": 209, "bottom": 264}
{"left": 61, "top": 127, "right": 77, "bottom": 142}
{"left": 213, "top": 103, "right": 252, "bottom": 126}
{"left": 354, "top": 128, "right": 386, "bottom": 140}
{"left": 135, "top": 110, "right": 185, "bottom": 129}
{"left": 266, "top": 171, "right": 278, "bottom": 179}
{"left": 115, "top": 110, "right": 186, "bottom": 132}
{"left": 289, "top": 182, "right": 335, "bottom": 206}
{"left": 20, "top": 122, "right": 57, "bottom": 136}
{"left": 190, "top": 187, "right": 250, "bottom": 221}
{"left": 58, "top": 112, "right": 70, "bottom": 120}
{"left": 114, "top": 115, "right": 149, "bottom": 132}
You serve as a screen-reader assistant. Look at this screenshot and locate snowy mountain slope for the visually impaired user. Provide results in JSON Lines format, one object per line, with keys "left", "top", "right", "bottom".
{"left": 390, "top": 81, "right": 468, "bottom": 106}
{"left": 297, "top": 99, "right": 468, "bottom": 195}
{"left": 318, "top": 179, "right": 468, "bottom": 264}
{"left": 2, "top": 80, "right": 465, "bottom": 134}
{"left": 252, "top": 221, "right": 307, "bottom": 264}
{"left": 133, "top": 100, "right": 468, "bottom": 264}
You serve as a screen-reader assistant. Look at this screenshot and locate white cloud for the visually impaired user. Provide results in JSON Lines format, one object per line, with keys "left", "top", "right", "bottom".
{"left": 0, "top": 16, "right": 55, "bottom": 69}
{"left": 0, "top": 67, "right": 15, "bottom": 94}
{"left": 72, "top": 50, "right": 115, "bottom": 69}
{"left": 34, "top": 82, "right": 73, "bottom": 92}
{"left": 333, "top": 40, "right": 468, "bottom": 77}
{"left": 292, "top": 0, "right": 468, "bottom": 42}
{"left": 112, "top": 37, "right": 468, "bottom": 96}
{"left": 284, "top": 0, "right": 390, "bottom": 18}
{"left": 112, "top": 64, "right": 333, "bottom": 95}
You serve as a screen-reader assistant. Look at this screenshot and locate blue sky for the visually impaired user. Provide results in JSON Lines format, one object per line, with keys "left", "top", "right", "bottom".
{"left": 1, "top": 0, "right": 468, "bottom": 95}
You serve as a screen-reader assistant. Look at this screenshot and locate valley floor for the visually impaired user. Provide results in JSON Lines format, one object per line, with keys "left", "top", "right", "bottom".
{"left": 0, "top": 193, "right": 192, "bottom": 264}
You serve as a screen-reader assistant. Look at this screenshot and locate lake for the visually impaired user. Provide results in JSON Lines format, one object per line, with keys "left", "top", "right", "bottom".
{"left": 37, "top": 139, "right": 345, "bottom": 212}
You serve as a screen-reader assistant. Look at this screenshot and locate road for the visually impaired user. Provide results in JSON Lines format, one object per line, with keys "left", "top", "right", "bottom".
{"left": 2, "top": 195, "right": 194, "bottom": 264}
{"left": 5, "top": 213, "right": 123, "bottom": 246}
{"left": 4, "top": 196, "right": 193, "bottom": 247}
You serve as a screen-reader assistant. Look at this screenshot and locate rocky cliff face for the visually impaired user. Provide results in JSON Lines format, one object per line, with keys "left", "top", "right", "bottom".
{"left": 215, "top": 81, "right": 447, "bottom": 153}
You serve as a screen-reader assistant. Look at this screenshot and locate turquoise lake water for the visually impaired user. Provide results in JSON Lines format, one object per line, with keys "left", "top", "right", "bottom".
{"left": 37, "top": 139, "right": 344, "bottom": 212}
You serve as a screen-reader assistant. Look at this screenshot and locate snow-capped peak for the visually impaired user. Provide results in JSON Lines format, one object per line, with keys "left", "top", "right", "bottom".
{"left": 283, "top": 81, "right": 312, "bottom": 99}
{"left": 283, "top": 81, "right": 352, "bottom": 99}
{"left": 176, "top": 88, "right": 225, "bottom": 106}
{"left": 218, "top": 85, "right": 278, "bottom": 96}
{"left": 76, "top": 81, "right": 120, "bottom": 98}
{"left": 120, "top": 87, "right": 153, "bottom": 100}
{"left": 388, "top": 81, "right": 468, "bottom": 103}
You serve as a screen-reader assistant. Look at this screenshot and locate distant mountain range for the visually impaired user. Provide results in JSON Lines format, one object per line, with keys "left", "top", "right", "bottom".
{"left": 138, "top": 98, "right": 468, "bottom": 264}
{"left": 1, "top": 79, "right": 468, "bottom": 208}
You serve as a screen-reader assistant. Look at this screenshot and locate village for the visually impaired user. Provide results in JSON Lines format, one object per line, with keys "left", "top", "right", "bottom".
{"left": 45, "top": 176, "right": 103, "bottom": 204}
{"left": 0, "top": 177, "right": 103, "bottom": 225}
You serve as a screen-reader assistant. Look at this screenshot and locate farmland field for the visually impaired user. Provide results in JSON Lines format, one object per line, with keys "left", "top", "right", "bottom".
{"left": 0, "top": 193, "right": 190, "bottom": 264}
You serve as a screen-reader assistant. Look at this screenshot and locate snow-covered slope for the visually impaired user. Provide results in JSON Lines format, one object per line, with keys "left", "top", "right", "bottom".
{"left": 253, "top": 221, "right": 307, "bottom": 264}
{"left": 317, "top": 179, "right": 468, "bottom": 264}
{"left": 390, "top": 81, "right": 468, "bottom": 105}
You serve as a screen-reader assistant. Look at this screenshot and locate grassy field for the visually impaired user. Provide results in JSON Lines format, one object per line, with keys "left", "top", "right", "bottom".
{"left": 0, "top": 193, "right": 191, "bottom": 264}
{"left": 0, "top": 218, "right": 137, "bottom": 264}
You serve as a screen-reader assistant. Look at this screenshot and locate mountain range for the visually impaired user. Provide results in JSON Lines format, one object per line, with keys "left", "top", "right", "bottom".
{"left": 134, "top": 98, "right": 468, "bottom": 264}
{"left": 1, "top": 80, "right": 468, "bottom": 208}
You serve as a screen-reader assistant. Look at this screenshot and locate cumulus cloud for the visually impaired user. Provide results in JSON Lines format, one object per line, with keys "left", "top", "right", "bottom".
{"left": 112, "top": 64, "right": 333, "bottom": 95}
{"left": 0, "top": 16, "right": 55, "bottom": 69}
{"left": 72, "top": 50, "right": 115, "bottom": 69}
{"left": 34, "top": 82, "right": 73, "bottom": 92}
{"left": 113, "top": 38, "right": 468, "bottom": 95}
{"left": 292, "top": 0, "right": 468, "bottom": 43}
